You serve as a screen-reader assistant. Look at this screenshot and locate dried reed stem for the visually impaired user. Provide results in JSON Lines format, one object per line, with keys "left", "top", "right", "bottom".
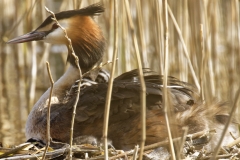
{"left": 1, "top": 147, "right": 67, "bottom": 159}
{"left": 124, "top": 0, "right": 146, "bottom": 159}
{"left": 177, "top": 127, "right": 188, "bottom": 159}
{"left": 163, "top": 1, "right": 176, "bottom": 160}
{"left": 42, "top": 61, "right": 54, "bottom": 160}
{"left": 186, "top": 129, "right": 216, "bottom": 140}
{"left": 199, "top": 24, "right": 205, "bottom": 102}
{"left": 44, "top": 7, "right": 82, "bottom": 160}
{"left": 103, "top": 0, "right": 118, "bottom": 159}
{"left": 132, "top": 145, "right": 139, "bottom": 160}
{"left": 72, "top": 0, "right": 76, "bottom": 9}
{"left": 0, "top": 143, "right": 33, "bottom": 158}
{"left": 28, "top": 42, "right": 37, "bottom": 113}
{"left": 167, "top": 4, "right": 200, "bottom": 93}
{"left": 136, "top": 0, "right": 148, "bottom": 68}
{"left": 227, "top": 135, "right": 240, "bottom": 148}
{"left": 155, "top": 0, "right": 164, "bottom": 74}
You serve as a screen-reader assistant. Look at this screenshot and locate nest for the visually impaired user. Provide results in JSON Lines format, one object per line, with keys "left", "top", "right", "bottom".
{"left": 1, "top": 129, "right": 240, "bottom": 160}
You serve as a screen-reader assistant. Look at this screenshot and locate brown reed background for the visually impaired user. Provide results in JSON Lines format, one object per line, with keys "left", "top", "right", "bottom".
{"left": 0, "top": 0, "right": 239, "bottom": 146}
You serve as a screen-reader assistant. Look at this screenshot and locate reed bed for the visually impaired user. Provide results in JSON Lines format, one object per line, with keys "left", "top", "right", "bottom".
{"left": 0, "top": 0, "right": 239, "bottom": 159}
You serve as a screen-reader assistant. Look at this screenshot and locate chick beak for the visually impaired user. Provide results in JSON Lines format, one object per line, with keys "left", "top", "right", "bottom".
{"left": 7, "top": 30, "right": 46, "bottom": 44}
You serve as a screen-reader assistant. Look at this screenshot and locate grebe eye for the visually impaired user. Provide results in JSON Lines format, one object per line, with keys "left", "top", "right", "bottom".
{"left": 51, "top": 23, "right": 59, "bottom": 30}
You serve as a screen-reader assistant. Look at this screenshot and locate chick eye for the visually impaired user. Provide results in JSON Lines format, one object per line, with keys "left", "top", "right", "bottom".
{"left": 51, "top": 23, "right": 59, "bottom": 30}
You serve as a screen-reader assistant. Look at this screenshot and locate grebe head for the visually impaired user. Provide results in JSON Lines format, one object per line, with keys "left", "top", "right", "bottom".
{"left": 8, "top": 3, "right": 105, "bottom": 70}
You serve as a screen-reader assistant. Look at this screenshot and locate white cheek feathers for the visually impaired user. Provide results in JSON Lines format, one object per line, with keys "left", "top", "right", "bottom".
{"left": 43, "top": 21, "right": 69, "bottom": 44}
{"left": 44, "top": 28, "right": 66, "bottom": 44}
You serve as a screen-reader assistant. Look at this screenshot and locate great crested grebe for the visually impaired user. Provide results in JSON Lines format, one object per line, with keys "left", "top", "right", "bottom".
{"left": 8, "top": 3, "right": 238, "bottom": 151}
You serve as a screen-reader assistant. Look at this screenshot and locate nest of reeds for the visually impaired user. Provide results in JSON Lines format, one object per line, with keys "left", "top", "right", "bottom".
{"left": 1, "top": 129, "right": 240, "bottom": 160}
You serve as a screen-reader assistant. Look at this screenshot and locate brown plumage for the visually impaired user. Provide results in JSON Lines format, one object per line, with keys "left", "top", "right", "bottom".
{"left": 35, "top": 69, "right": 196, "bottom": 150}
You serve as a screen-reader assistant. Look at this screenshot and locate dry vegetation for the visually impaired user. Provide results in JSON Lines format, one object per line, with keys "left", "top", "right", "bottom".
{"left": 0, "top": 0, "right": 240, "bottom": 159}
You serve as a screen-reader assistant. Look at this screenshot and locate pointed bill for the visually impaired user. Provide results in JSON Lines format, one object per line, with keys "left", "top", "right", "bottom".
{"left": 7, "top": 31, "right": 46, "bottom": 44}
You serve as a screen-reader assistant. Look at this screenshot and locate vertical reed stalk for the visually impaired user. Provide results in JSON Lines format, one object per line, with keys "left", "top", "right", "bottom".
{"left": 103, "top": 0, "right": 118, "bottom": 159}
